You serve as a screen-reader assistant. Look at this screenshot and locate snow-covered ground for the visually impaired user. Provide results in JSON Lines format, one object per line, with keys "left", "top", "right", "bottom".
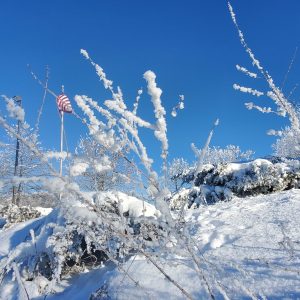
{"left": 1, "top": 190, "right": 300, "bottom": 299}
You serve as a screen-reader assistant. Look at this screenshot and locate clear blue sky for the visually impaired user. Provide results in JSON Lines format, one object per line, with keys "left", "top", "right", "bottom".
{"left": 1, "top": 0, "right": 300, "bottom": 167}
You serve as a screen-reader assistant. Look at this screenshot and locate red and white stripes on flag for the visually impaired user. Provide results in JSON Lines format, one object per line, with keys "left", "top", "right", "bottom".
{"left": 56, "top": 94, "right": 73, "bottom": 113}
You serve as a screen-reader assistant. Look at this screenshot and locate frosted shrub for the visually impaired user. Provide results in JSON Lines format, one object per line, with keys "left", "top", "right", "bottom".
{"left": 0, "top": 51, "right": 201, "bottom": 299}
{"left": 272, "top": 119, "right": 300, "bottom": 158}
{"left": 0, "top": 192, "right": 167, "bottom": 294}
{"left": 174, "top": 158, "right": 300, "bottom": 208}
{"left": 168, "top": 158, "right": 191, "bottom": 192}
{"left": 192, "top": 144, "right": 253, "bottom": 166}
{"left": 0, "top": 204, "right": 41, "bottom": 228}
{"left": 72, "top": 136, "right": 136, "bottom": 193}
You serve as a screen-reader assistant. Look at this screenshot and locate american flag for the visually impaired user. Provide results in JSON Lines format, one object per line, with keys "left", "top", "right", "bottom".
{"left": 56, "top": 94, "right": 73, "bottom": 113}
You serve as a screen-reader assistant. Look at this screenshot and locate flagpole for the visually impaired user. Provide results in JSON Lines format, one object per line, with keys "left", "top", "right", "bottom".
{"left": 60, "top": 111, "right": 64, "bottom": 177}
{"left": 58, "top": 86, "right": 65, "bottom": 202}
{"left": 59, "top": 85, "right": 64, "bottom": 177}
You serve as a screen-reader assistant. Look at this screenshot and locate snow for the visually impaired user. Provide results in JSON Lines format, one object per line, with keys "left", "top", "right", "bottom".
{"left": 35, "top": 207, "right": 53, "bottom": 216}
{"left": 233, "top": 83, "right": 264, "bottom": 97}
{"left": 236, "top": 64, "right": 257, "bottom": 78}
{"left": 143, "top": 70, "right": 168, "bottom": 161}
{"left": 70, "top": 160, "right": 89, "bottom": 176}
{"left": 116, "top": 191, "right": 159, "bottom": 218}
{"left": 1, "top": 189, "right": 300, "bottom": 299}
{"left": 45, "top": 151, "right": 69, "bottom": 160}
{"left": 0, "top": 217, "right": 44, "bottom": 258}
{"left": 98, "top": 189, "right": 300, "bottom": 299}
{"left": 171, "top": 95, "right": 185, "bottom": 118}
{"left": 2, "top": 95, "right": 25, "bottom": 122}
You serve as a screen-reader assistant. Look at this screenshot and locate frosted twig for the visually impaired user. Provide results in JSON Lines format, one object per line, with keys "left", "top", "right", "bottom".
{"left": 35, "top": 65, "right": 49, "bottom": 134}
{"left": 228, "top": 2, "right": 300, "bottom": 130}
{"left": 233, "top": 84, "right": 263, "bottom": 97}
{"left": 27, "top": 64, "right": 57, "bottom": 99}
{"left": 133, "top": 89, "right": 143, "bottom": 116}
{"left": 281, "top": 46, "right": 298, "bottom": 91}
{"left": 171, "top": 95, "right": 185, "bottom": 117}
{"left": 236, "top": 65, "right": 257, "bottom": 78}
{"left": 194, "top": 118, "right": 219, "bottom": 177}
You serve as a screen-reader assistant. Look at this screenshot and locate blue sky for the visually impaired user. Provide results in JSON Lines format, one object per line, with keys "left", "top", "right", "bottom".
{"left": 1, "top": 0, "right": 300, "bottom": 168}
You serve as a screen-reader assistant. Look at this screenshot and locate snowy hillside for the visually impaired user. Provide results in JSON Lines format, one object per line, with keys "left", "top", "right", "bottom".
{"left": 1, "top": 190, "right": 299, "bottom": 299}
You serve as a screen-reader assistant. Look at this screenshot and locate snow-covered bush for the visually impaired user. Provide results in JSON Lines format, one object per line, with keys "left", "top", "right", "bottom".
{"left": 0, "top": 192, "right": 166, "bottom": 293}
{"left": 0, "top": 204, "right": 41, "bottom": 228}
{"left": 170, "top": 158, "right": 300, "bottom": 209}
{"left": 168, "top": 145, "right": 253, "bottom": 195}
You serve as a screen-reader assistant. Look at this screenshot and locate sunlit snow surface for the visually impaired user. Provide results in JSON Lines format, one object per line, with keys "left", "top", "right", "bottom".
{"left": 1, "top": 190, "right": 300, "bottom": 299}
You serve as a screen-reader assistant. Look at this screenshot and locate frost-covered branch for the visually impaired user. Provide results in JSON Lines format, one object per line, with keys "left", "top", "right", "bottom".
{"left": 143, "top": 71, "right": 168, "bottom": 162}
{"left": 233, "top": 84, "right": 263, "bottom": 97}
{"left": 229, "top": 1, "right": 300, "bottom": 130}
{"left": 2, "top": 95, "right": 25, "bottom": 122}
{"left": 133, "top": 89, "right": 143, "bottom": 116}
{"left": 171, "top": 95, "right": 185, "bottom": 117}
{"left": 194, "top": 119, "right": 219, "bottom": 176}
{"left": 245, "top": 102, "right": 273, "bottom": 114}
{"left": 236, "top": 65, "right": 257, "bottom": 78}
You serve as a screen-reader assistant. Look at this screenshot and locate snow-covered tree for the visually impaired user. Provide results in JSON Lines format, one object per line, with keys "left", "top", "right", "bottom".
{"left": 272, "top": 126, "right": 300, "bottom": 158}
{"left": 168, "top": 158, "right": 190, "bottom": 192}
{"left": 71, "top": 135, "right": 135, "bottom": 193}
{"left": 0, "top": 125, "right": 50, "bottom": 206}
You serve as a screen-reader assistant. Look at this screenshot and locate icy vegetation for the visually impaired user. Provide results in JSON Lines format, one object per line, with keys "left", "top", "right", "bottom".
{"left": 169, "top": 158, "right": 300, "bottom": 209}
{"left": 1, "top": 2, "right": 300, "bottom": 299}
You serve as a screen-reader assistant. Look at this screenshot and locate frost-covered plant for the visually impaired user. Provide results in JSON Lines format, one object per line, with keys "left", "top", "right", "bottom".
{"left": 0, "top": 204, "right": 41, "bottom": 228}
{"left": 193, "top": 119, "right": 219, "bottom": 177}
{"left": 171, "top": 158, "right": 300, "bottom": 208}
{"left": 78, "top": 50, "right": 173, "bottom": 216}
{"left": 229, "top": 2, "right": 300, "bottom": 136}
{"left": 168, "top": 158, "right": 191, "bottom": 192}
{"left": 72, "top": 135, "right": 136, "bottom": 193}
{"left": 272, "top": 126, "right": 300, "bottom": 158}
{"left": 0, "top": 52, "right": 200, "bottom": 299}
{"left": 192, "top": 144, "right": 254, "bottom": 165}
{"left": 0, "top": 100, "right": 51, "bottom": 206}
{"left": 171, "top": 95, "right": 185, "bottom": 117}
